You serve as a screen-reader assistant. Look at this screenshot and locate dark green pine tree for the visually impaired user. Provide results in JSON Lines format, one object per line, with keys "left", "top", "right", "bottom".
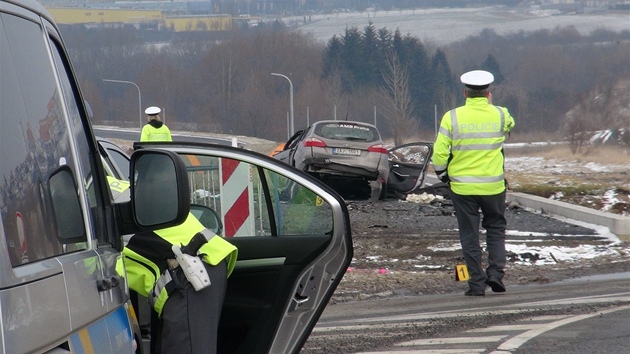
{"left": 322, "top": 35, "right": 343, "bottom": 79}
{"left": 400, "top": 34, "right": 431, "bottom": 129}
{"left": 376, "top": 27, "right": 393, "bottom": 53}
{"left": 392, "top": 29, "right": 405, "bottom": 62}
{"left": 430, "top": 49, "right": 457, "bottom": 119}
{"left": 376, "top": 27, "right": 393, "bottom": 87}
{"left": 360, "top": 21, "right": 381, "bottom": 87}
{"left": 481, "top": 54, "right": 504, "bottom": 84}
{"left": 339, "top": 26, "right": 363, "bottom": 92}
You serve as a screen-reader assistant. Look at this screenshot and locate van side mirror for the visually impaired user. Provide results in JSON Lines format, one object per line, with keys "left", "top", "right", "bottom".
{"left": 130, "top": 149, "right": 190, "bottom": 229}
{"left": 49, "top": 166, "right": 86, "bottom": 244}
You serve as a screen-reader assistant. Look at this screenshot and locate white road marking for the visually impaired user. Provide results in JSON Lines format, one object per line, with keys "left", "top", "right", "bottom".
{"left": 356, "top": 350, "right": 486, "bottom": 354}
{"left": 326, "top": 292, "right": 630, "bottom": 325}
{"left": 397, "top": 335, "right": 508, "bottom": 346}
{"left": 312, "top": 322, "right": 431, "bottom": 333}
{"left": 467, "top": 324, "right": 554, "bottom": 332}
{"left": 490, "top": 304, "right": 630, "bottom": 352}
{"left": 346, "top": 304, "right": 630, "bottom": 354}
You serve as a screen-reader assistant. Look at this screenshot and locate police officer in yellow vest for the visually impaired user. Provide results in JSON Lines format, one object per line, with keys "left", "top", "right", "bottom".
{"left": 141, "top": 106, "right": 173, "bottom": 142}
{"left": 432, "top": 70, "right": 515, "bottom": 297}
{"left": 109, "top": 176, "right": 237, "bottom": 353}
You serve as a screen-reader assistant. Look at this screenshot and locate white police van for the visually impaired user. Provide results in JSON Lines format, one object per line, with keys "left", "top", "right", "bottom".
{"left": 0, "top": 0, "right": 191, "bottom": 352}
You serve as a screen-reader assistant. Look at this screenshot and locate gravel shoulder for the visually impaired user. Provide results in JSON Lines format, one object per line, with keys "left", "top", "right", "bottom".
{"left": 333, "top": 199, "right": 630, "bottom": 302}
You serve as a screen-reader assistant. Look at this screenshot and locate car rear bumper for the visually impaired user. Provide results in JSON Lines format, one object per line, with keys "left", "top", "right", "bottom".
{"left": 303, "top": 158, "right": 380, "bottom": 180}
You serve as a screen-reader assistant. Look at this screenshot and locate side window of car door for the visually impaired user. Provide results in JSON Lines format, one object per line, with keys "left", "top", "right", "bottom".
{"left": 0, "top": 13, "right": 89, "bottom": 266}
{"left": 181, "top": 153, "right": 333, "bottom": 237}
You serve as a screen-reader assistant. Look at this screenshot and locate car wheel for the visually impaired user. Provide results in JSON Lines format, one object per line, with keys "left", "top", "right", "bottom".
{"left": 378, "top": 183, "right": 388, "bottom": 200}
{"left": 369, "top": 181, "right": 384, "bottom": 202}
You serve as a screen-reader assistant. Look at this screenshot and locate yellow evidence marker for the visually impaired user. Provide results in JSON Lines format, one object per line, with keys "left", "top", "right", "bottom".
{"left": 455, "top": 264, "right": 470, "bottom": 281}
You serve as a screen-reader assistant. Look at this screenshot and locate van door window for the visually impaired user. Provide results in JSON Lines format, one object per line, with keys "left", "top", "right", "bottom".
{"left": 48, "top": 36, "right": 104, "bottom": 243}
{"left": 0, "top": 13, "right": 87, "bottom": 266}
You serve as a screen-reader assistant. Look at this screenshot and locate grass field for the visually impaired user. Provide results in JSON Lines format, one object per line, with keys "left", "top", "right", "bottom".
{"left": 504, "top": 144, "right": 630, "bottom": 215}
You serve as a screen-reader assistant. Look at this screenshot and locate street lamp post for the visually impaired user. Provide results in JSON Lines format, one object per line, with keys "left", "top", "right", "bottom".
{"left": 103, "top": 79, "right": 142, "bottom": 130}
{"left": 271, "top": 73, "right": 294, "bottom": 136}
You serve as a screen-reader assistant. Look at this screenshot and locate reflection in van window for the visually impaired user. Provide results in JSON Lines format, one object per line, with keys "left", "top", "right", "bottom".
{"left": 0, "top": 13, "right": 86, "bottom": 266}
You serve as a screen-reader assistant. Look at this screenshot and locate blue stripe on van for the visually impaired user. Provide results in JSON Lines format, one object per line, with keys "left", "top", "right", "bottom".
{"left": 69, "top": 306, "right": 133, "bottom": 353}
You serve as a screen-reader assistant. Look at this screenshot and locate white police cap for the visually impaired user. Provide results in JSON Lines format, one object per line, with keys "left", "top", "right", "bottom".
{"left": 460, "top": 70, "right": 494, "bottom": 89}
{"left": 145, "top": 106, "right": 161, "bottom": 115}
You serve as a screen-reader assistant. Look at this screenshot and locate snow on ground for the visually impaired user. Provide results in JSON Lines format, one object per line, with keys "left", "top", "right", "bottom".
{"left": 287, "top": 6, "right": 630, "bottom": 45}
{"left": 505, "top": 156, "right": 630, "bottom": 175}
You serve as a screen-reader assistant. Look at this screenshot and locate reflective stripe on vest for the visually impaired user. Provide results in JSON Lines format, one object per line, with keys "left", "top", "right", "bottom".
{"left": 450, "top": 106, "right": 506, "bottom": 141}
{"left": 148, "top": 269, "right": 175, "bottom": 314}
{"left": 450, "top": 174, "right": 505, "bottom": 183}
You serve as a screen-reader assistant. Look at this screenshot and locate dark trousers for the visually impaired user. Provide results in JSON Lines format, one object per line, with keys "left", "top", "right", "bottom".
{"left": 156, "top": 260, "right": 228, "bottom": 354}
{"left": 450, "top": 191, "right": 507, "bottom": 292}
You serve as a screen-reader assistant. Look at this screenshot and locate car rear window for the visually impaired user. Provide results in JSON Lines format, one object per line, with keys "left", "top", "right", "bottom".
{"left": 314, "top": 123, "right": 379, "bottom": 142}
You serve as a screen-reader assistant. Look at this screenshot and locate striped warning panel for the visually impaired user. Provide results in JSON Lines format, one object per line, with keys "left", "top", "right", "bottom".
{"left": 220, "top": 158, "right": 254, "bottom": 237}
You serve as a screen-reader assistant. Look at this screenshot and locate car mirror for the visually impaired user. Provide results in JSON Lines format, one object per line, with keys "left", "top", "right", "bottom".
{"left": 190, "top": 204, "right": 223, "bottom": 235}
{"left": 130, "top": 149, "right": 190, "bottom": 228}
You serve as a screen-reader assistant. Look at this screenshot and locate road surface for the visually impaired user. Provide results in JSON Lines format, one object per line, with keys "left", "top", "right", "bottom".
{"left": 304, "top": 273, "right": 630, "bottom": 353}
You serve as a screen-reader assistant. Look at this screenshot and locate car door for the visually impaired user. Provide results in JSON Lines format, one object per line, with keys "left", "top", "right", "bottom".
{"left": 98, "top": 138, "right": 131, "bottom": 181}
{"left": 273, "top": 129, "right": 305, "bottom": 168}
{"left": 386, "top": 142, "right": 434, "bottom": 197}
{"left": 134, "top": 142, "right": 353, "bottom": 354}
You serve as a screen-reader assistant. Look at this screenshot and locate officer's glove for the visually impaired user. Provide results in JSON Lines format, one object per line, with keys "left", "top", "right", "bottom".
{"left": 435, "top": 169, "right": 450, "bottom": 183}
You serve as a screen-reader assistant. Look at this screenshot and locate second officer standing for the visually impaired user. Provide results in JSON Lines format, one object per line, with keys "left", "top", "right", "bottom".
{"left": 141, "top": 106, "right": 172, "bottom": 142}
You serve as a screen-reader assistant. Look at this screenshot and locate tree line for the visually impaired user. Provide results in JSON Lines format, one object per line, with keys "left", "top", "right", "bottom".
{"left": 62, "top": 22, "right": 630, "bottom": 144}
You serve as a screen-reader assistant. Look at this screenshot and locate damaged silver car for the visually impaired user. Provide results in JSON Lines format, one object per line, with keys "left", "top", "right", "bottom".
{"left": 274, "top": 120, "right": 433, "bottom": 200}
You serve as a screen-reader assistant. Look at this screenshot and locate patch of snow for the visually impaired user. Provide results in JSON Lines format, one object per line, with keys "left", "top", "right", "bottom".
{"left": 507, "top": 243, "right": 621, "bottom": 265}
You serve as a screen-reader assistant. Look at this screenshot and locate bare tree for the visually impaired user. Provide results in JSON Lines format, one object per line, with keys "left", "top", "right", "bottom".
{"left": 324, "top": 71, "right": 346, "bottom": 121}
{"left": 564, "top": 92, "right": 601, "bottom": 154}
{"left": 564, "top": 78, "right": 630, "bottom": 154}
{"left": 297, "top": 73, "right": 330, "bottom": 128}
{"left": 217, "top": 43, "right": 238, "bottom": 126}
{"left": 380, "top": 52, "right": 417, "bottom": 145}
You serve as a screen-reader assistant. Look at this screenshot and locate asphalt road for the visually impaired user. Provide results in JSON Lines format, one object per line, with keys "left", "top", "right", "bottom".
{"left": 311, "top": 196, "right": 629, "bottom": 353}
{"left": 305, "top": 273, "right": 630, "bottom": 353}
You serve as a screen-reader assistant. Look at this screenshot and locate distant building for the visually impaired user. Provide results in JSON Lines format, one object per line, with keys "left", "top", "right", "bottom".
{"left": 45, "top": 2, "right": 242, "bottom": 32}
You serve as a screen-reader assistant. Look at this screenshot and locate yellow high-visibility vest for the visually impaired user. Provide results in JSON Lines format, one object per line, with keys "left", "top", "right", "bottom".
{"left": 140, "top": 122, "right": 172, "bottom": 141}
{"left": 432, "top": 97, "right": 515, "bottom": 195}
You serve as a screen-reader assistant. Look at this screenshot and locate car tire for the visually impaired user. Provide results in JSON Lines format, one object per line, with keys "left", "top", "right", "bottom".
{"left": 369, "top": 181, "right": 385, "bottom": 202}
{"left": 378, "top": 183, "right": 388, "bottom": 200}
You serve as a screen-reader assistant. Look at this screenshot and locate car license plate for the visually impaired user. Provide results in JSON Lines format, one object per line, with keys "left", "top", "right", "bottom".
{"left": 333, "top": 148, "right": 361, "bottom": 156}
